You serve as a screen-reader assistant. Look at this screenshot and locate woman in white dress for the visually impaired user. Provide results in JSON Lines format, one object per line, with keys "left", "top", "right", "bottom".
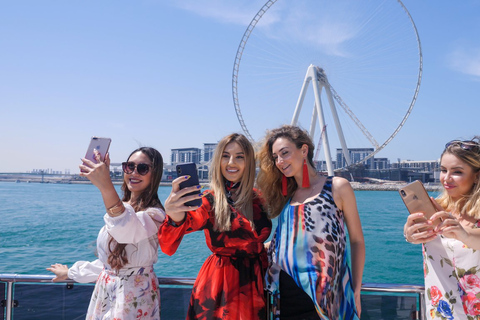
{"left": 403, "top": 138, "right": 480, "bottom": 319}
{"left": 47, "top": 147, "right": 165, "bottom": 320}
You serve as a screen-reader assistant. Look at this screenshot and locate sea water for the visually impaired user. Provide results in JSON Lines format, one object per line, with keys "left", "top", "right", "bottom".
{"left": 0, "top": 181, "right": 434, "bottom": 285}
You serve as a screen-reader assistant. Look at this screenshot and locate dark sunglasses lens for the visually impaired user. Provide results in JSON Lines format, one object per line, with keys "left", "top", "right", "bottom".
{"left": 445, "top": 140, "right": 479, "bottom": 151}
{"left": 137, "top": 164, "right": 150, "bottom": 175}
{"left": 445, "top": 140, "right": 459, "bottom": 148}
{"left": 461, "top": 141, "right": 479, "bottom": 151}
{"left": 122, "top": 162, "right": 135, "bottom": 174}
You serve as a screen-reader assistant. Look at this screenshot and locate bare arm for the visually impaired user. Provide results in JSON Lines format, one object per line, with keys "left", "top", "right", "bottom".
{"left": 332, "top": 177, "right": 365, "bottom": 316}
{"left": 79, "top": 151, "right": 124, "bottom": 216}
{"left": 46, "top": 263, "right": 69, "bottom": 282}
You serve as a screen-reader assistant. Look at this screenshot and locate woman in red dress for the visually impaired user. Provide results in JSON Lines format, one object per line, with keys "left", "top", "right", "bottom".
{"left": 158, "top": 133, "right": 272, "bottom": 320}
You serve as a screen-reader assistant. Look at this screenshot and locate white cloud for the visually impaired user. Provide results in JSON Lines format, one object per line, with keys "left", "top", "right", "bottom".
{"left": 448, "top": 46, "right": 480, "bottom": 79}
{"left": 168, "top": 0, "right": 411, "bottom": 59}
{"left": 167, "top": 0, "right": 265, "bottom": 26}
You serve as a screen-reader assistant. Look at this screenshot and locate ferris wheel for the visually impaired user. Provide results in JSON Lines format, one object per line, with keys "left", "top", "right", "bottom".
{"left": 232, "top": 0, "right": 422, "bottom": 174}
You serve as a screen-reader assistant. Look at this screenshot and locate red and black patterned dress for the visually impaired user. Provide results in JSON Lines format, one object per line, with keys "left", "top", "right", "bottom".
{"left": 158, "top": 189, "right": 272, "bottom": 320}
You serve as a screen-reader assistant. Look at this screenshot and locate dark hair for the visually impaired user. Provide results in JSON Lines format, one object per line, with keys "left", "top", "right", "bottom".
{"left": 121, "top": 147, "right": 164, "bottom": 211}
{"left": 108, "top": 147, "right": 165, "bottom": 272}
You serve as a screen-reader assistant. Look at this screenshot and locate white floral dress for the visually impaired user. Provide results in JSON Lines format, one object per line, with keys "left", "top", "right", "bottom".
{"left": 68, "top": 204, "right": 165, "bottom": 320}
{"left": 423, "top": 220, "right": 480, "bottom": 320}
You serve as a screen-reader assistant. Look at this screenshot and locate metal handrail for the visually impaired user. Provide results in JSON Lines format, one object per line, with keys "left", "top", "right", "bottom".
{"left": 0, "top": 273, "right": 196, "bottom": 285}
{"left": 0, "top": 274, "right": 425, "bottom": 320}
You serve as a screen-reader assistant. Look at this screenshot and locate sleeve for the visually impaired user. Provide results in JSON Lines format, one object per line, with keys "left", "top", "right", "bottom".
{"left": 253, "top": 191, "right": 272, "bottom": 243}
{"left": 67, "top": 259, "right": 103, "bottom": 283}
{"left": 104, "top": 204, "right": 166, "bottom": 244}
{"left": 158, "top": 193, "right": 212, "bottom": 256}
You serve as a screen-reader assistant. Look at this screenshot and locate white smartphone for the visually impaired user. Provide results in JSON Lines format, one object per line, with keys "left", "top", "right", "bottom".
{"left": 84, "top": 136, "right": 111, "bottom": 163}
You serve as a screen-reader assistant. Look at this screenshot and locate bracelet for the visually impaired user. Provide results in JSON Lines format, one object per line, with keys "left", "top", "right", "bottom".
{"left": 107, "top": 199, "right": 125, "bottom": 216}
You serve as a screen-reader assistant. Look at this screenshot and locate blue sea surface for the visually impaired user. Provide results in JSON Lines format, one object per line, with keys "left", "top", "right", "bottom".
{"left": 0, "top": 181, "right": 436, "bottom": 285}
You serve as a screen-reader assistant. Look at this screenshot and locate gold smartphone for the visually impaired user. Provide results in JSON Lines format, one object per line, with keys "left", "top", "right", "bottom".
{"left": 399, "top": 180, "right": 439, "bottom": 227}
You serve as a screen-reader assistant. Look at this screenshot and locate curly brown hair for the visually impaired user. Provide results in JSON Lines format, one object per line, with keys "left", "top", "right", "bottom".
{"left": 256, "top": 125, "right": 315, "bottom": 218}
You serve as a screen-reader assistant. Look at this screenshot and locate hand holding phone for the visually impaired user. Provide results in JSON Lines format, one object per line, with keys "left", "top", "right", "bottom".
{"left": 399, "top": 180, "right": 438, "bottom": 228}
{"left": 176, "top": 163, "right": 202, "bottom": 207}
{"left": 84, "top": 137, "right": 111, "bottom": 164}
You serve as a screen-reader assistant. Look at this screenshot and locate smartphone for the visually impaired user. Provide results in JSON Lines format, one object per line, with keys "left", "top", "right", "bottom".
{"left": 399, "top": 180, "right": 438, "bottom": 227}
{"left": 84, "top": 137, "right": 111, "bottom": 163}
{"left": 176, "top": 163, "right": 202, "bottom": 207}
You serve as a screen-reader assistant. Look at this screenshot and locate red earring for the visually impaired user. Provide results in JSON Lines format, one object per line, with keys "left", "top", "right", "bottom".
{"left": 282, "top": 175, "right": 288, "bottom": 196}
{"left": 302, "top": 159, "right": 310, "bottom": 188}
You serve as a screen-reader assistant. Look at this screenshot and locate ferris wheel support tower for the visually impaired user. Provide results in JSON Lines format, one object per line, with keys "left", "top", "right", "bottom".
{"left": 291, "top": 65, "right": 351, "bottom": 176}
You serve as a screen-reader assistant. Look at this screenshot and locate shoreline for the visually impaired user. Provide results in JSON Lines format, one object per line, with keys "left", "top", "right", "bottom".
{"left": 0, "top": 176, "right": 441, "bottom": 191}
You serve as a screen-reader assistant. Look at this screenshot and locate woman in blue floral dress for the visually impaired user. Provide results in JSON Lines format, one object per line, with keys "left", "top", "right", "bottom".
{"left": 404, "top": 138, "right": 480, "bottom": 319}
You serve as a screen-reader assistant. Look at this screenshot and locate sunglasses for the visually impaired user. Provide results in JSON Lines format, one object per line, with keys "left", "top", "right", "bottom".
{"left": 445, "top": 140, "right": 480, "bottom": 152}
{"left": 121, "top": 162, "right": 152, "bottom": 175}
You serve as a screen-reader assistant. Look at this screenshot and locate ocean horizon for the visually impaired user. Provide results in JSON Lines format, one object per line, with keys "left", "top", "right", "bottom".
{"left": 0, "top": 181, "right": 433, "bottom": 285}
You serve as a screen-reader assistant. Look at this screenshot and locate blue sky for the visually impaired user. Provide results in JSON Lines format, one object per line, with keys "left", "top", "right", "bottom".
{"left": 1, "top": 0, "right": 479, "bottom": 173}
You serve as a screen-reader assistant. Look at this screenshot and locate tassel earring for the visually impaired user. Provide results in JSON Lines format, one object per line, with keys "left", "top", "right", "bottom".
{"left": 302, "top": 159, "right": 310, "bottom": 188}
{"left": 282, "top": 175, "right": 288, "bottom": 196}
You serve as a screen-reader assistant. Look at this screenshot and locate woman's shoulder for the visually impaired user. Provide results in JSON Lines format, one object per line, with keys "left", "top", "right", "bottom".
{"left": 137, "top": 206, "right": 166, "bottom": 222}
{"left": 331, "top": 176, "right": 353, "bottom": 191}
{"left": 144, "top": 206, "right": 165, "bottom": 215}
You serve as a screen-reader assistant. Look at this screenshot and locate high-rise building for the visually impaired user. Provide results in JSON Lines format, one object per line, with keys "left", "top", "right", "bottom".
{"left": 391, "top": 159, "right": 439, "bottom": 171}
{"left": 171, "top": 148, "right": 201, "bottom": 165}
{"left": 336, "top": 148, "right": 374, "bottom": 169}
{"left": 373, "top": 158, "right": 390, "bottom": 170}
{"left": 203, "top": 143, "right": 217, "bottom": 163}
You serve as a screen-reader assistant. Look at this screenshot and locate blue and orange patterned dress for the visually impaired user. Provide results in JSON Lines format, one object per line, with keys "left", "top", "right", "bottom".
{"left": 265, "top": 177, "right": 359, "bottom": 320}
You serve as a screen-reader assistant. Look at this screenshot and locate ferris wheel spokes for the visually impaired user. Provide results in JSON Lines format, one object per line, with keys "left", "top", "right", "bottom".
{"left": 291, "top": 64, "right": 352, "bottom": 175}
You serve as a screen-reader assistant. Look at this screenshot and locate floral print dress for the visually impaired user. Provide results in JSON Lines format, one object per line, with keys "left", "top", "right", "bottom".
{"left": 68, "top": 204, "right": 165, "bottom": 320}
{"left": 158, "top": 190, "right": 272, "bottom": 320}
{"left": 423, "top": 220, "right": 480, "bottom": 319}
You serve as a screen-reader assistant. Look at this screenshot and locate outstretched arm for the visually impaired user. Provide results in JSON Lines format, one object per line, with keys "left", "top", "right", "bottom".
{"left": 79, "top": 151, "right": 124, "bottom": 217}
{"left": 46, "top": 263, "right": 69, "bottom": 282}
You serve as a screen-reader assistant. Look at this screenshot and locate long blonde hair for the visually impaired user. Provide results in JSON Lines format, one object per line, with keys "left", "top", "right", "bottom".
{"left": 210, "top": 133, "right": 256, "bottom": 231}
{"left": 256, "top": 125, "right": 315, "bottom": 218}
{"left": 436, "top": 137, "right": 480, "bottom": 218}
